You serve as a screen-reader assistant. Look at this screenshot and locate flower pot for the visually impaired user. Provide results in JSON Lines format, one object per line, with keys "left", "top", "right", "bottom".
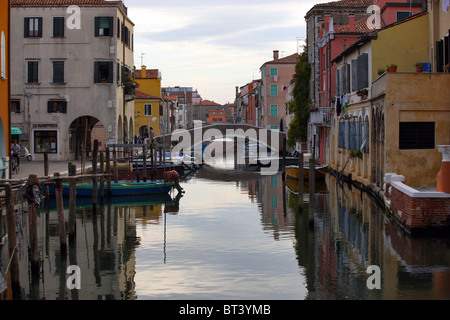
{"left": 389, "top": 65, "right": 397, "bottom": 72}
{"left": 416, "top": 66, "right": 423, "bottom": 72}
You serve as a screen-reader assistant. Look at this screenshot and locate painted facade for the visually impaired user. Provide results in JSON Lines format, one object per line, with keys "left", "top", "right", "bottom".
{"left": 10, "top": 0, "right": 135, "bottom": 160}
{"left": 0, "top": 0, "right": 10, "bottom": 179}
{"left": 259, "top": 51, "right": 297, "bottom": 131}
{"left": 134, "top": 90, "right": 162, "bottom": 138}
{"left": 330, "top": 11, "right": 450, "bottom": 192}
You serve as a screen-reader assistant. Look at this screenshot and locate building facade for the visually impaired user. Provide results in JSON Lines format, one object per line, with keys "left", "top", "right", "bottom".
{"left": 259, "top": 51, "right": 298, "bottom": 131}
{"left": 0, "top": 0, "right": 11, "bottom": 179}
{"left": 10, "top": 0, "right": 135, "bottom": 160}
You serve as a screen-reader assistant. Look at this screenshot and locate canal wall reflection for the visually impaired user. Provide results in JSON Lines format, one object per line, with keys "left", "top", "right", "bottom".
{"left": 1, "top": 168, "right": 449, "bottom": 300}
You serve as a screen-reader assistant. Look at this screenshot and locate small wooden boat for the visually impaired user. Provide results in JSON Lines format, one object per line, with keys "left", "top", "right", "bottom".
{"left": 49, "top": 180, "right": 174, "bottom": 197}
{"left": 117, "top": 164, "right": 184, "bottom": 180}
{"left": 285, "top": 164, "right": 329, "bottom": 180}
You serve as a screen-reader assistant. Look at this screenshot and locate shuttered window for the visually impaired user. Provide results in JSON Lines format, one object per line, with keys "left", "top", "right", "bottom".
{"left": 95, "top": 17, "right": 113, "bottom": 37}
{"left": 47, "top": 100, "right": 67, "bottom": 114}
{"left": 27, "top": 61, "right": 39, "bottom": 83}
{"left": 52, "top": 61, "right": 65, "bottom": 83}
{"left": 24, "top": 17, "right": 42, "bottom": 38}
{"left": 53, "top": 17, "right": 65, "bottom": 38}
{"left": 94, "top": 61, "right": 113, "bottom": 83}
{"left": 270, "top": 84, "right": 278, "bottom": 96}
{"left": 399, "top": 122, "right": 435, "bottom": 150}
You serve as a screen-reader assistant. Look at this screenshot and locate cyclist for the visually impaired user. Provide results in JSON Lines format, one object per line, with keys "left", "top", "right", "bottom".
{"left": 11, "top": 141, "right": 21, "bottom": 168}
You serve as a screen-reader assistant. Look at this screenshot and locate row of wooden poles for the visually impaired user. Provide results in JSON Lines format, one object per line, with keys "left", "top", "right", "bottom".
{"left": 0, "top": 140, "right": 166, "bottom": 298}
{"left": 280, "top": 137, "right": 317, "bottom": 226}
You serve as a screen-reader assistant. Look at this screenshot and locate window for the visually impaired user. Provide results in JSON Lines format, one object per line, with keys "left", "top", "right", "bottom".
{"left": 47, "top": 100, "right": 67, "bottom": 113}
{"left": 144, "top": 104, "right": 152, "bottom": 116}
{"left": 52, "top": 61, "right": 65, "bottom": 83}
{"left": 270, "top": 68, "right": 278, "bottom": 76}
{"left": 24, "top": 17, "right": 42, "bottom": 38}
{"left": 270, "top": 104, "right": 278, "bottom": 117}
{"left": 396, "top": 11, "right": 412, "bottom": 22}
{"left": 399, "top": 122, "right": 435, "bottom": 149}
{"left": 117, "top": 18, "right": 121, "bottom": 39}
{"left": 271, "top": 125, "right": 278, "bottom": 130}
{"left": 95, "top": 17, "right": 113, "bottom": 37}
{"left": 270, "top": 84, "right": 278, "bottom": 96}
{"left": 27, "top": 61, "right": 39, "bottom": 83}
{"left": 53, "top": 17, "right": 64, "bottom": 38}
{"left": 94, "top": 61, "right": 113, "bottom": 83}
{"left": 1, "top": 32, "right": 5, "bottom": 78}
{"left": 34, "top": 130, "right": 57, "bottom": 154}
{"left": 11, "top": 100, "right": 20, "bottom": 114}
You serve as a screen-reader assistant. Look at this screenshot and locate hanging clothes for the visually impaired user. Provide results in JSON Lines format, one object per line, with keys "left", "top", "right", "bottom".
{"left": 342, "top": 94, "right": 348, "bottom": 112}
{"left": 443, "top": 0, "right": 449, "bottom": 13}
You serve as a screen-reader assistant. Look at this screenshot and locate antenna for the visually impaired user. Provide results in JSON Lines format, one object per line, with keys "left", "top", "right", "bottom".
{"left": 140, "top": 52, "right": 146, "bottom": 66}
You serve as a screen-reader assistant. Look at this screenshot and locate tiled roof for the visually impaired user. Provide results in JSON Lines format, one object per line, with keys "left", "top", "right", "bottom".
{"left": 263, "top": 53, "right": 298, "bottom": 66}
{"left": 310, "top": 0, "right": 373, "bottom": 10}
{"left": 199, "top": 100, "right": 221, "bottom": 106}
{"left": 11, "top": 0, "right": 121, "bottom": 6}
{"left": 135, "top": 90, "right": 161, "bottom": 100}
{"left": 134, "top": 69, "right": 160, "bottom": 79}
{"left": 334, "top": 16, "right": 386, "bottom": 34}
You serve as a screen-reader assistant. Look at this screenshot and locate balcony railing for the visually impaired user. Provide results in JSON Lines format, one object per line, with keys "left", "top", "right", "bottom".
{"left": 310, "top": 107, "right": 332, "bottom": 126}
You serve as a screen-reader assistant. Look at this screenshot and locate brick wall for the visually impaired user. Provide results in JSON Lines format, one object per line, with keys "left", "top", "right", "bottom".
{"left": 390, "top": 186, "right": 450, "bottom": 232}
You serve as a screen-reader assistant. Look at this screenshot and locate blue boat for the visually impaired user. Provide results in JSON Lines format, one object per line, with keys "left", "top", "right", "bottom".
{"left": 49, "top": 180, "right": 174, "bottom": 197}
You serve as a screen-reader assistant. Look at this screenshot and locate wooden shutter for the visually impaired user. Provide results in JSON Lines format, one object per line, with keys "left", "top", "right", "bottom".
{"left": 351, "top": 60, "right": 357, "bottom": 92}
{"left": 94, "top": 61, "right": 99, "bottom": 83}
{"left": 107, "top": 62, "right": 113, "bottom": 83}
{"left": 24, "top": 18, "right": 29, "bottom": 37}
{"left": 357, "top": 53, "right": 368, "bottom": 90}
{"left": 95, "top": 17, "right": 99, "bottom": 37}
{"left": 37, "top": 18, "right": 43, "bottom": 37}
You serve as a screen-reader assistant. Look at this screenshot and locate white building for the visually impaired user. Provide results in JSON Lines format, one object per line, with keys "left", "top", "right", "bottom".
{"left": 10, "top": 0, "right": 135, "bottom": 160}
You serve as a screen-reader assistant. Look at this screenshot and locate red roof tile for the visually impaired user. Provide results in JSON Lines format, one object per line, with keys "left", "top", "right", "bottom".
{"left": 134, "top": 69, "right": 160, "bottom": 79}
{"left": 11, "top": 0, "right": 120, "bottom": 6}
{"left": 334, "top": 16, "right": 386, "bottom": 34}
{"left": 135, "top": 90, "right": 161, "bottom": 100}
{"left": 262, "top": 53, "right": 298, "bottom": 66}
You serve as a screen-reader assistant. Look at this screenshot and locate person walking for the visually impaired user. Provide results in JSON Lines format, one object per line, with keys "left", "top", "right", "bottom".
{"left": 163, "top": 170, "right": 184, "bottom": 193}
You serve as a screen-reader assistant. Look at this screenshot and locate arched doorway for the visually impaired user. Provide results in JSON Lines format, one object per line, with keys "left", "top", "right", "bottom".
{"left": 69, "top": 116, "right": 104, "bottom": 160}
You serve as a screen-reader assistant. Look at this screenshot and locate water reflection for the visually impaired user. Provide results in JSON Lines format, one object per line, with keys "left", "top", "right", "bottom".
{"left": 1, "top": 168, "right": 449, "bottom": 300}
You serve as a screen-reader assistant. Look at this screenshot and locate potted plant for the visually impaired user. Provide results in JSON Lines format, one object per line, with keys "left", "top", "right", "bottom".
{"left": 415, "top": 63, "right": 423, "bottom": 72}
{"left": 388, "top": 64, "right": 397, "bottom": 72}
{"left": 356, "top": 89, "right": 368, "bottom": 97}
{"left": 377, "top": 68, "right": 385, "bottom": 76}
{"left": 350, "top": 149, "right": 363, "bottom": 159}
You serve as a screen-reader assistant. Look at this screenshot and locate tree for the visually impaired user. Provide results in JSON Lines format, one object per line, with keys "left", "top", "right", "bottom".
{"left": 287, "top": 48, "right": 311, "bottom": 148}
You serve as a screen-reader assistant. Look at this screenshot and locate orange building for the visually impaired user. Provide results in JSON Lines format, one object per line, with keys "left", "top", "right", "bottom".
{"left": 208, "top": 110, "right": 226, "bottom": 124}
{"left": 0, "top": 0, "right": 10, "bottom": 179}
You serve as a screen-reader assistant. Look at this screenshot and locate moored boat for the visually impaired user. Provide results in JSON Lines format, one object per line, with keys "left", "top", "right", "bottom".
{"left": 285, "top": 164, "right": 329, "bottom": 180}
{"left": 48, "top": 180, "right": 174, "bottom": 197}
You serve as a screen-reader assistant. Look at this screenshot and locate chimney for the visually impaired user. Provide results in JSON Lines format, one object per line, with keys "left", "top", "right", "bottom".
{"left": 349, "top": 14, "right": 355, "bottom": 32}
{"left": 273, "top": 50, "right": 279, "bottom": 60}
{"left": 141, "top": 65, "right": 147, "bottom": 78}
{"left": 324, "top": 14, "right": 330, "bottom": 34}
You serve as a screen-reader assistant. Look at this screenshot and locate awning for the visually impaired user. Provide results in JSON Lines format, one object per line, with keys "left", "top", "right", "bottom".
{"left": 11, "top": 127, "right": 22, "bottom": 135}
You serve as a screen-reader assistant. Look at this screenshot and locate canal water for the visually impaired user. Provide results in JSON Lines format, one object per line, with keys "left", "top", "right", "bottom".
{"left": 1, "top": 164, "right": 450, "bottom": 300}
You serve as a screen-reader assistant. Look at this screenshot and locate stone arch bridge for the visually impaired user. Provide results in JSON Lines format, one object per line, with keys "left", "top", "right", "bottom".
{"left": 154, "top": 123, "right": 287, "bottom": 152}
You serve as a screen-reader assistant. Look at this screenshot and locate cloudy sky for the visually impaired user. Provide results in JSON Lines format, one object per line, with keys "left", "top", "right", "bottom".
{"left": 126, "top": 0, "right": 320, "bottom": 104}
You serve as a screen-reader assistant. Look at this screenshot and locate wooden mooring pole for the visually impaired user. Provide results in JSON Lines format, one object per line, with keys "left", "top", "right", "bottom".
{"left": 54, "top": 173, "right": 67, "bottom": 254}
{"left": 99, "top": 151, "right": 105, "bottom": 201}
{"left": 26, "top": 175, "right": 40, "bottom": 275}
{"left": 113, "top": 146, "right": 118, "bottom": 183}
{"left": 308, "top": 158, "right": 315, "bottom": 227}
{"left": 143, "top": 145, "right": 147, "bottom": 182}
{"left": 106, "top": 147, "right": 112, "bottom": 195}
{"left": 5, "top": 183, "right": 21, "bottom": 299}
{"left": 68, "top": 163, "right": 77, "bottom": 241}
{"left": 298, "top": 153, "right": 304, "bottom": 212}
{"left": 92, "top": 140, "right": 98, "bottom": 206}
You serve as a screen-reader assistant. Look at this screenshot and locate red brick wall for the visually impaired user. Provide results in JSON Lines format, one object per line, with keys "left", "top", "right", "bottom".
{"left": 390, "top": 187, "right": 450, "bottom": 231}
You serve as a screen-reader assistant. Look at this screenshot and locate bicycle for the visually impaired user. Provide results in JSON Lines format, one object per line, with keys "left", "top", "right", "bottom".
{"left": 11, "top": 154, "right": 19, "bottom": 174}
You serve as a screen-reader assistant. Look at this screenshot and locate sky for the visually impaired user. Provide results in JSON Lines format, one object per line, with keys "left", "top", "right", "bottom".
{"left": 126, "top": 0, "right": 321, "bottom": 105}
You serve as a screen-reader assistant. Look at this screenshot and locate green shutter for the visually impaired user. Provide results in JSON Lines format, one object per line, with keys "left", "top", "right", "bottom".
{"left": 94, "top": 61, "right": 99, "bottom": 83}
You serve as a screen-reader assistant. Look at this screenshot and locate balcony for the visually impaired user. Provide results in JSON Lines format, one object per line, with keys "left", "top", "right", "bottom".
{"left": 310, "top": 107, "right": 332, "bottom": 126}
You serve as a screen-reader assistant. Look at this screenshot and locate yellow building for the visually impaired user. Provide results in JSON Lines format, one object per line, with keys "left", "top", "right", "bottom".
{"left": 331, "top": 11, "right": 450, "bottom": 191}
{"left": 134, "top": 66, "right": 163, "bottom": 137}
{"left": 0, "top": 0, "right": 10, "bottom": 179}
{"left": 134, "top": 90, "right": 162, "bottom": 138}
